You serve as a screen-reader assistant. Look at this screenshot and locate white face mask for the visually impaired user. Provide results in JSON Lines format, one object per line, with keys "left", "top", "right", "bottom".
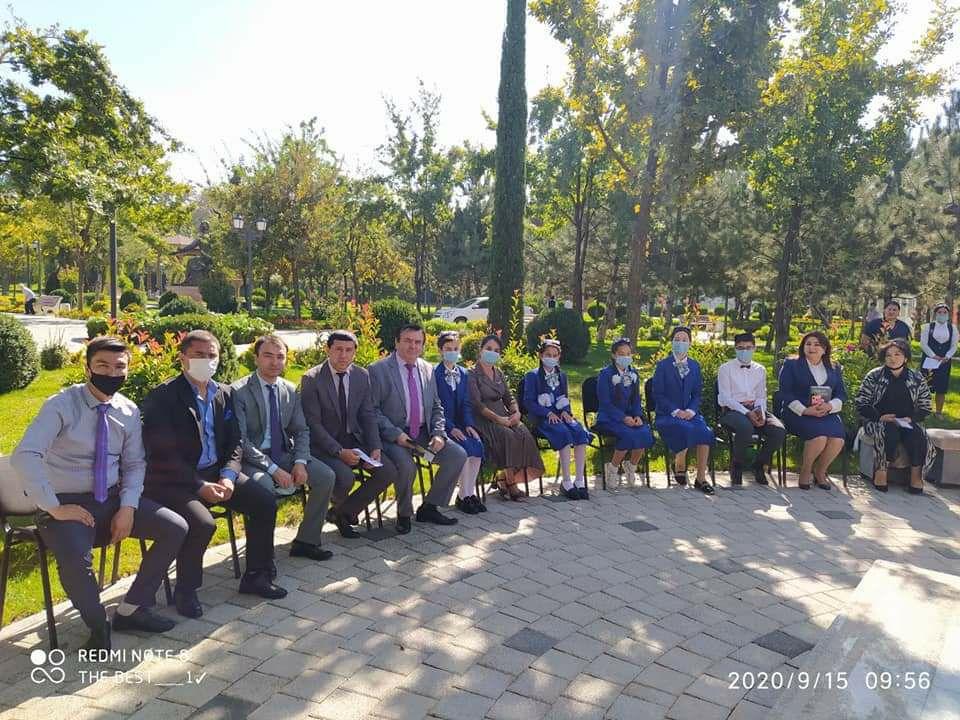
{"left": 187, "top": 357, "right": 218, "bottom": 383}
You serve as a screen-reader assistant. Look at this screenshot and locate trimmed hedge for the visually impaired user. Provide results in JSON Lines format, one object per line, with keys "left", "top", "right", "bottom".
{"left": 159, "top": 296, "right": 207, "bottom": 317}
{"left": 524, "top": 307, "right": 591, "bottom": 363}
{"left": 372, "top": 298, "right": 422, "bottom": 351}
{"left": 119, "top": 289, "right": 146, "bottom": 310}
{"left": 0, "top": 314, "right": 40, "bottom": 393}
{"left": 87, "top": 316, "right": 109, "bottom": 339}
{"left": 200, "top": 271, "right": 239, "bottom": 313}
{"left": 158, "top": 290, "right": 179, "bottom": 308}
{"left": 143, "top": 314, "right": 240, "bottom": 382}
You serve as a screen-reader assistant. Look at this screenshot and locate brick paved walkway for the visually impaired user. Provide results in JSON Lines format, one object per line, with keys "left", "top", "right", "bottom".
{"left": 1, "top": 473, "right": 958, "bottom": 720}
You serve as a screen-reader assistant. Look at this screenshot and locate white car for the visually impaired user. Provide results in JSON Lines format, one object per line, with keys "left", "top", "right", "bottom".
{"left": 435, "top": 296, "right": 536, "bottom": 325}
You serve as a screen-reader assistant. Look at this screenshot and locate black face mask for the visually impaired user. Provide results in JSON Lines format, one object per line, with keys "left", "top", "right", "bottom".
{"left": 89, "top": 371, "right": 125, "bottom": 396}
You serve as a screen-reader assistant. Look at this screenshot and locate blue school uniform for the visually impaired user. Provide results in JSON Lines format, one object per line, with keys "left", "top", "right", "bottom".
{"left": 433, "top": 363, "right": 484, "bottom": 458}
{"left": 593, "top": 364, "right": 655, "bottom": 451}
{"left": 522, "top": 367, "right": 593, "bottom": 450}
{"left": 777, "top": 358, "right": 846, "bottom": 440}
{"left": 651, "top": 355, "right": 716, "bottom": 453}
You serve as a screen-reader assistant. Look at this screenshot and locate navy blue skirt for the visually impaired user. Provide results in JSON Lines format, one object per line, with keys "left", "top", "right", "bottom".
{"left": 536, "top": 419, "right": 593, "bottom": 450}
{"left": 654, "top": 414, "right": 716, "bottom": 453}
{"left": 782, "top": 411, "right": 845, "bottom": 440}
{"left": 925, "top": 361, "right": 951, "bottom": 394}
{"left": 450, "top": 428, "right": 484, "bottom": 458}
{"left": 592, "top": 419, "right": 655, "bottom": 451}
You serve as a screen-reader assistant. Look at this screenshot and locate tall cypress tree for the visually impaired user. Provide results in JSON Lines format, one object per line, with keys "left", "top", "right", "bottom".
{"left": 488, "top": 0, "right": 527, "bottom": 345}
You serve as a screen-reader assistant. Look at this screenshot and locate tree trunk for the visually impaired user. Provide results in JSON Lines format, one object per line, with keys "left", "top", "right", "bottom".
{"left": 292, "top": 258, "right": 302, "bottom": 320}
{"left": 624, "top": 143, "right": 660, "bottom": 343}
{"left": 773, "top": 202, "right": 802, "bottom": 355}
{"left": 597, "top": 255, "right": 621, "bottom": 345}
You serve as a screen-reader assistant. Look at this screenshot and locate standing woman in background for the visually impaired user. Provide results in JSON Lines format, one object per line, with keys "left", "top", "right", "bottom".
{"left": 919, "top": 302, "right": 958, "bottom": 417}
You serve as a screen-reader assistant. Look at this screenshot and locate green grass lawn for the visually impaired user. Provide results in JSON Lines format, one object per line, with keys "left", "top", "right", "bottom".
{"left": 3, "top": 342, "right": 957, "bottom": 624}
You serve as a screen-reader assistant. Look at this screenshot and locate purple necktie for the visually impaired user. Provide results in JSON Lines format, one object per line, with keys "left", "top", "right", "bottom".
{"left": 405, "top": 363, "right": 421, "bottom": 439}
{"left": 268, "top": 384, "right": 284, "bottom": 463}
{"left": 93, "top": 403, "right": 109, "bottom": 502}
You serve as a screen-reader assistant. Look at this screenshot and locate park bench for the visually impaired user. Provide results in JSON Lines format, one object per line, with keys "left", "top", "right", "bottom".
{"left": 36, "top": 295, "right": 62, "bottom": 315}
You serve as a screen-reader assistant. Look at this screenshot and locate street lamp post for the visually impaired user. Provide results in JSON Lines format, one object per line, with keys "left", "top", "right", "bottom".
{"left": 234, "top": 213, "right": 267, "bottom": 313}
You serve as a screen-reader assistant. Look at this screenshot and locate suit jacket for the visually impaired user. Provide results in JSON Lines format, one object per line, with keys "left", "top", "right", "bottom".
{"left": 368, "top": 353, "right": 446, "bottom": 442}
{"left": 142, "top": 374, "right": 243, "bottom": 492}
{"left": 299, "top": 361, "right": 381, "bottom": 458}
{"left": 433, "top": 364, "right": 477, "bottom": 432}
{"left": 777, "top": 357, "right": 847, "bottom": 409}
{"left": 231, "top": 372, "right": 310, "bottom": 472}
{"left": 651, "top": 356, "right": 704, "bottom": 419}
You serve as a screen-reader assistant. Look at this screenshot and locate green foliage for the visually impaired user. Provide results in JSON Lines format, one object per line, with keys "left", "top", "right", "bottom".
{"left": 423, "top": 318, "right": 463, "bottom": 335}
{"left": 142, "top": 314, "right": 240, "bottom": 382}
{"left": 119, "top": 289, "right": 146, "bottom": 310}
{"left": 252, "top": 288, "right": 267, "bottom": 307}
{"left": 217, "top": 314, "right": 274, "bottom": 344}
{"left": 115, "top": 335, "right": 182, "bottom": 407}
{"left": 158, "top": 296, "right": 207, "bottom": 317}
{"left": 499, "top": 338, "right": 538, "bottom": 392}
{"left": 586, "top": 301, "right": 605, "bottom": 320}
{"left": 834, "top": 346, "right": 878, "bottom": 433}
{"left": 524, "top": 307, "right": 591, "bottom": 363}
{"left": 86, "top": 316, "right": 109, "bottom": 339}
{"left": 372, "top": 298, "right": 422, "bottom": 351}
{"left": 0, "top": 314, "right": 40, "bottom": 393}
{"left": 40, "top": 337, "right": 71, "bottom": 370}
{"left": 460, "top": 331, "right": 486, "bottom": 364}
{"left": 200, "top": 270, "right": 239, "bottom": 313}
{"left": 296, "top": 303, "right": 384, "bottom": 369}
{"left": 157, "top": 291, "right": 179, "bottom": 308}
{"left": 49, "top": 288, "right": 73, "bottom": 305}
{"left": 90, "top": 299, "right": 108, "bottom": 313}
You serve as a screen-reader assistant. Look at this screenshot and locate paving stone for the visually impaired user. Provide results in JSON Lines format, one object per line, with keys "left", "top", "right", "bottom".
{"left": 531, "top": 649, "right": 589, "bottom": 679}
{"left": 562, "top": 673, "right": 622, "bottom": 708}
{"left": 656, "top": 647, "right": 713, "bottom": 676}
{"left": 311, "top": 688, "right": 381, "bottom": 720}
{"left": 431, "top": 689, "right": 495, "bottom": 720}
{"left": 311, "top": 647, "right": 371, "bottom": 677}
{"left": 751, "top": 629, "right": 815, "bottom": 659}
{"left": 933, "top": 546, "right": 960, "bottom": 560}
{"left": 585, "top": 653, "right": 644, "bottom": 685}
{"left": 479, "top": 644, "right": 536, "bottom": 675}
{"left": 281, "top": 668, "right": 343, "bottom": 702}
{"left": 508, "top": 668, "right": 568, "bottom": 703}
{"left": 547, "top": 696, "right": 605, "bottom": 720}
{"left": 666, "top": 693, "right": 729, "bottom": 720}
{"left": 190, "top": 694, "right": 258, "bottom": 719}
{"left": 341, "top": 665, "right": 406, "bottom": 699}
{"left": 817, "top": 510, "right": 853, "bottom": 520}
{"left": 707, "top": 558, "right": 748, "bottom": 575}
{"left": 425, "top": 644, "right": 479, "bottom": 674}
{"left": 729, "top": 643, "right": 788, "bottom": 671}
{"left": 401, "top": 664, "right": 456, "bottom": 699}
{"left": 503, "top": 628, "right": 557, "bottom": 656}
{"left": 256, "top": 649, "right": 317, "bottom": 679}
{"left": 222, "top": 671, "right": 285, "bottom": 703}
{"left": 453, "top": 664, "right": 513, "bottom": 698}
{"left": 622, "top": 681, "right": 677, "bottom": 708}
{"left": 247, "top": 692, "right": 322, "bottom": 720}
{"left": 634, "top": 663, "right": 696, "bottom": 695}
{"left": 486, "top": 691, "right": 551, "bottom": 720}
{"left": 374, "top": 689, "right": 436, "bottom": 720}
{"left": 622, "top": 520, "right": 659, "bottom": 532}
{"left": 606, "top": 693, "right": 669, "bottom": 720}
{"left": 680, "top": 633, "right": 737, "bottom": 661}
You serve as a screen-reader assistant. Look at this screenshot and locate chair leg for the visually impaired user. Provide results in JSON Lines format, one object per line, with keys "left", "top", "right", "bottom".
{"left": 111, "top": 541, "right": 121, "bottom": 585}
{"left": 97, "top": 543, "right": 107, "bottom": 590}
{"left": 363, "top": 506, "right": 372, "bottom": 531}
{"left": 643, "top": 451, "right": 651, "bottom": 487}
{"left": 225, "top": 510, "right": 241, "bottom": 579}
{"left": 523, "top": 467, "right": 530, "bottom": 497}
{"left": 36, "top": 539, "right": 58, "bottom": 650}
{"left": 0, "top": 528, "right": 11, "bottom": 627}
{"left": 597, "top": 436, "right": 607, "bottom": 490}
{"left": 709, "top": 446, "right": 716, "bottom": 486}
{"left": 416, "top": 462, "right": 427, "bottom": 500}
{"left": 375, "top": 492, "right": 384, "bottom": 529}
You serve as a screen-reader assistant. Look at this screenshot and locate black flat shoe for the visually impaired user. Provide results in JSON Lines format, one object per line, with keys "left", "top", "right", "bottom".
{"left": 455, "top": 496, "right": 481, "bottom": 514}
{"left": 908, "top": 485, "right": 924, "bottom": 495}
{"left": 416, "top": 503, "right": 459, "bottom": 525}
{"left": 239, "top": 572, "right": 288, "bottom": 600}
{"left": 474, "top": 495, "right": 487, "bottom": 512}
{"left": 113, "top": 607, "right": 176, "bottom": 634}
{"left": 577, "top": 485, "right": 589, "bottom": 500}
{"left": 562, "top": 486, "right": 581, "bottom": 500}
{"left": 83, "top": 620, "right": 111, "bottom": 651}
{"left": 333, "top": 512, "right": 361, "bottom": 539}
{"left": 290, "top": 539, "right": 333, "bottom": 561}
{"left": 174, "top": 590, "right": 203, "bottom": 619}
{"left": 798, "top": 482, "right": 812, "bottom": 490}
{"left": 874, "top": 483, "right": 889, "bottom": 493}
{"left": 753, "top": 464, "right": 770, "bottom": 485}
{"left": 397, "top": 516, "right": 412, "bottom": 534}
{"left": 694, "top": 480, "right": 715, "bottom": 495}
{"left": 674, "top": 471, "right": 688, "bottom": 485}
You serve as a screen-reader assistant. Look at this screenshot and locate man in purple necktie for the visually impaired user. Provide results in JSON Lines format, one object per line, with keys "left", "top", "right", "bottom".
{"left": 368, "top": 324, "right": 466, "bottom": 534}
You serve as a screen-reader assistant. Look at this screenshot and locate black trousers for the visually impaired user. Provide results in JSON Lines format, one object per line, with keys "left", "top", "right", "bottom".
{"left": 144, "top": 471, "right": 277, "bottom": 593}
{"left": 37, "top": 486, "right": 188, "bottom": 630}
{"left": 883, "top": 423, "right": 927, "bottom": 466}
{"left": 24, "top": 298, "right": 36, "bottom": 314}
{"left": 719, "top": 410, "right": 786, "bottom": 466}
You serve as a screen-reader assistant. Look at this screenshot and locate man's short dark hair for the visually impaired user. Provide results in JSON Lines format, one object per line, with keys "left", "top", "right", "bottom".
{"left": 610, "top": 337, "right": 632, "bottom": 353}
{"left": 734, "top": 333, "right": 755, "bottom": 345}
{"left": 86, "top": 336, "right": 130, "bottom": 365}
{"left": 879, "top": 338, "right": 912, "bottom": 363}
{"left": 254, "top": 334, "right": 288, "bottom": 355}
{"left": 437, "top": 330, "right": 460, "bottom": 349}
{"left": 179, "top": 329, "right": 220, "bottom": 354}
{"left": 395, "top": 323, "right": 425, "bottom": 341}
{"left": 326, "top": 330, "right": 358, "bottom": 348}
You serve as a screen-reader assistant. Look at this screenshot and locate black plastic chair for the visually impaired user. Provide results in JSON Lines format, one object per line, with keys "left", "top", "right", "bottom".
{"left": 581, "top": 376, "right": 650, "bottom": 488}
{"left": 644, "top": 378, "right": 673, "bottom": 486}
{"left": 516, "top": 375, "right": 557, "bottom": 496}
{"left": 710, "top": 380, "right": 786, "bottom": 487}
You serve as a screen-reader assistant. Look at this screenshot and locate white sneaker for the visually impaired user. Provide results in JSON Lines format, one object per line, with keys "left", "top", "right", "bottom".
{"left": 622, "top": 460, "right": 638, "bottom": 486}
{"left": 604, "top": 462, "right": 621, "bottom": 489}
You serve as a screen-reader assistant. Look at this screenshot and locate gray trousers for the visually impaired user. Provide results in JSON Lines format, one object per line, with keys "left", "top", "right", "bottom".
{"left": 37, "top": 487, "right": 188, "bottom": 630}
{"left": 381, "top": 431, "right": 466, "bottom": 518}
{"left": 244, "top": 455, "right": 335, "bottom": 546}
{"left": 719, "top": 410, "right": 786, "bottom": 467}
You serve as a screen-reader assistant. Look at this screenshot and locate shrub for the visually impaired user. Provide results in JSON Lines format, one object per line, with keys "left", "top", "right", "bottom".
{"left": 83, "top": 292, "right": 102, "bottom": 307}
{"left": 122, "top": 303, "right": 143, "bottom": 314}
{"left": 200, "top": 270, "right": 239, "bottom": 313}
{"left": 158, "top": 290, "right": 179, "bottom": 308}
{"left": 466, "top": 319, "right": 488, "bottom": 333}
{"left": 40, "top": 336, "right": 71, "bottom": 370}
{"left": 49, "top": 288, "right": 74, "bottom": 305}
{"left": 524, "top": 307, "right": 591, "bottom": 363}
{"left": 0, "top": 314, "right": 40, "bottom": 393}
{"left": 159, "top": 296, "right": 207, "bottom": 317}
{"left": 86, "top": 316, "right": 110, "bottom": 339}
{"left": 251, "top": 288, "right": 267, "bottom": 307}
{"left": 90, "top": 299, "right": 108, "bottom": 313}
{"left": 500, "top": 339, "right": 539, "bottom": 391}
{"left": 117, "top": 272, "right": 134, "bottom": 291}
{"left": 460, "top": 331, "right": 486, "bottom": 364}
{"left": 143, "top": 314, "right": 240, "bottom": 382}
{"left": 218, "top": 314, "right": 274, "bottom": 344}
{"left": 423, "top": 318, "right": 462, "bottom": 335}
{"left": 587, "top": 301, "right": 605, "bottom": 321}
{"left": 119, "top": 289, "right": 146, "bottom": 310}
{"left": 372, "top": 298, "right": 422, "bottom": 351}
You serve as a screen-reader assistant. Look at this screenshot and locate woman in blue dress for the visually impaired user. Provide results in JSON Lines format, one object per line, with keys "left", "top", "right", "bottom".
{"left": 433, "top": 331, "right": 486, "bottom": 514}
{"left": 522, "top": 339, "right": 594, "bottom": 500}
{"left": 778, "top": 331, "right": 847, "bottom": 490}
{"left": 652, "top": 327, "right": 716, "bottom": 494}
{"left": 593, "top": 337, "right": 655, "bottom": 488}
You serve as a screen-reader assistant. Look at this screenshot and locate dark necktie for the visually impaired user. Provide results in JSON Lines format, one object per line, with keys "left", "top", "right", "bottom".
{"left": 93, "top": 403, "right": 109, "bottom": 502}
{"left": 336, "top": 372, "right": 348, "bottom": 438}
{"left": 267, "top": 384, "right": 284, "bottom": 463}
{"left": 406, "top": 363, "right": 421, "bottom": 438}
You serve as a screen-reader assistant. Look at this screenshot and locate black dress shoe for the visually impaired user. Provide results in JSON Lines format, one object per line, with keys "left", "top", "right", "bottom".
{"left": 753, "top": 464, "right": 770, "bottom": 485}
{"left": 562, "top": 486, "right": 581, "bottom": 500}
{"left": 475, "top": 495, "right": 487, "bottom": 512}
{"left": 874, "top": 482, "right": 889, "bottom": 493}
{"left": 695, "top": 480, "right": 715, "bottom": 495}
{"left": 113, "top": 607, "right": 176, "bottom": 634}
{"left": 327, "top": 507, "right": 360, "bottom": 526}
{"left": 730, "top": 464, "right": 743, "bottom": 485}
{"left": 290, "top": 539, "right": 333, "bottom": 561}
{"left": 396, "top": 516, "right": 412, "bottom": 534}
{"left": 83, "top": 620, "right": 111, "bottom": 651}
{"left": 239, "top": 572, "right": 288, "bottom": 599}
{"left": 333, "top": 512, "right": 361, "bottom": 539}
{"left": 174, "top": 590, "right": 203, "bottom": 619}
{"left": 455, "top": 496, "right": 480, "bottom": 514}
{"left": 416, "top": 503, "right": 459, "bottom": 525}
{"left": 908, "top": 485, "right": 924, "bottom": 495}
{"left": 577, "top": 485, "right": 589, "bottom": 500}
{"left": 674, "top": 471, "right": 688, "bottom": 485}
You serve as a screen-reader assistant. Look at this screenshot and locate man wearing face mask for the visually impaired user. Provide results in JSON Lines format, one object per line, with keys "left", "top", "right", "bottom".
{"left": 142, "top": 330, "right": 286, "bottom": 619}
{"left": 919, "top": 303, "right": 958, "bottom": 417}
{"left": 12, "top": 337, "right": 188, "bottom": 650}
{"left": 717, "top": 333, "right": 786, "bottom": 485}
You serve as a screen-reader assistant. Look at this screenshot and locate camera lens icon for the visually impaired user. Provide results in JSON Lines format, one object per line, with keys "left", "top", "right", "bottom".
{"left": 30, "top": 648, "right": 65, "bottom": 684}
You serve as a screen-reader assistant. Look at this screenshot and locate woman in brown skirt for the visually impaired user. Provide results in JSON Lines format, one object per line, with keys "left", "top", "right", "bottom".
{"left": 468, "top": 334, "right": 545, "bottom": 500}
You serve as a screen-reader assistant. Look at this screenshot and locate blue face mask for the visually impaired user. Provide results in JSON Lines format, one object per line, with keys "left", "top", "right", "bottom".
{"left": 672, "top": 340, "right": 690, "bottom": 355}
{"left": 542, "top": 357, "right": 559, "bottom": 369}
{"left": 936, "top": 313, "right": 949, "bottom": 324}
{"left": 735, "top": 348, "right": 754, "bottom": 364}
{"left": 481, "top": 349, "right": 501, "bottom": 365}
{"left": 442, "top": 350, "right": 461, "bottom": 364}
{"left": 614, "top": 355, "right": 632, "bottom": 369}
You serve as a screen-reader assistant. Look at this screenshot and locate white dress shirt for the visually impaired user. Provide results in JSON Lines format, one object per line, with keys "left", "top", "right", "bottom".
{"left": 920, "top": 322, "right": 959, "bottom": 359}
{"left": 789, "top": 361, "right": 843, "bottom": 415}
{"left": 717, "top": 359, "right": 767, "bottom": 415}
{"left": 256, "top": 372, "right": 306, "bottom": 476}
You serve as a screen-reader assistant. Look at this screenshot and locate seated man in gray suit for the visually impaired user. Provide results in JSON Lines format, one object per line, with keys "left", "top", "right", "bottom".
{"left": 299, "top": 330, "right": 396, "bottom": 538}
{"left": 232, "top": 334, "right": 336, "bottom": 562}
{"left": 369, "top": 323, "right": 466, "bottom": 533}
